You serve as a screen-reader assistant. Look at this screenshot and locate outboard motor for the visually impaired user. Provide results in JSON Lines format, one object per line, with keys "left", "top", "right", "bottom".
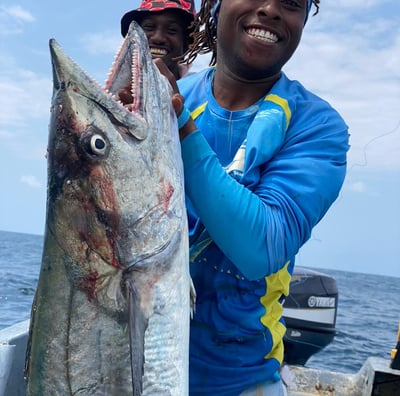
{"left": 283, "top": 267, "right": 338, "bottom": 365}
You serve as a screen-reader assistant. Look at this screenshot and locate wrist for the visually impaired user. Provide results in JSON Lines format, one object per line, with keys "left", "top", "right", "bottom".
{"left": 177, "top": 106, "right": 191, "bottom": 129}
{"left": 179, "top": 119, "right": 197, "bottom": 141}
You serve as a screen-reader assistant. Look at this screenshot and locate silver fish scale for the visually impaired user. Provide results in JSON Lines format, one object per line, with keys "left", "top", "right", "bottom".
{"left": 142, "top": 250, "right": 190, "bottom": 395}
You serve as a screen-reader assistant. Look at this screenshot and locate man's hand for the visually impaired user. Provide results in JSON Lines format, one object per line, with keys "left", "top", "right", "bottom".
{"left": 118, "top": 57, "right": 196, "bottom": 141}
{"left": 153, "top": 58, "right": 179, "bottom": 95}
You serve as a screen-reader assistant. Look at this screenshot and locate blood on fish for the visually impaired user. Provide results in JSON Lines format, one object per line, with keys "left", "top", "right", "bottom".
{"left": 77, "top": 268, "right": 99, "bottom": 302}
{"left": 161, "top": 178, "right": 174, "bottom": 213}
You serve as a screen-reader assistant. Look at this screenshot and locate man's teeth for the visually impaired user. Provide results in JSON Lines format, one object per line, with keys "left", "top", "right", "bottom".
{"left": 247, "top": 28, "right": 278, "bottom": 43}
{"left": 150, "top": 48, "right": 168, "bottom": 56}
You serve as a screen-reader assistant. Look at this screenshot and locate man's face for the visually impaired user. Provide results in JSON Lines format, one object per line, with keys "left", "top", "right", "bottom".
{"left": 139, "top": 10, "right": 186, "bottom": 72}
{"left": 216, "top": 0, "right": 307, "bottom": 79}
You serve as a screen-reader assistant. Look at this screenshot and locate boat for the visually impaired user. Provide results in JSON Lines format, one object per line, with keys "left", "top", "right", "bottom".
{"left": 282, "top": 267, "right": 338, "bottom": 366}
{"left": 1, "top": 267, "right": 399, "bottom": 395}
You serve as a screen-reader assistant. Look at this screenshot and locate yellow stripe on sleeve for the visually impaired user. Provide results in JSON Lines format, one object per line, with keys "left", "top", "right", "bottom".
{"left": 191, "top": 102, "right": 208, "bottom": 121}
{"left": 264, "top": 94, "right": 291, "bottom": 130}
{"left": 259, "top": 261, "right": 291, "bottom": 362}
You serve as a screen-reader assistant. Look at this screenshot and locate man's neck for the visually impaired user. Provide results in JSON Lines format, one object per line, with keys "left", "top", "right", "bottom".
{"left": 212, "top": 66, "right": 281, "bottom": 111}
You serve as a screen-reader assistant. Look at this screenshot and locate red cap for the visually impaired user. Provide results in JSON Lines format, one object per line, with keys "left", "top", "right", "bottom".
{"left": 121, "top": 0, "right": 196, "bottom": 37}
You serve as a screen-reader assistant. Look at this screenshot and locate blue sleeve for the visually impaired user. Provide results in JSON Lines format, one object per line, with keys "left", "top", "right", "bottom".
{"left": 181, "top": 121, "right": 348, "bottom": 281}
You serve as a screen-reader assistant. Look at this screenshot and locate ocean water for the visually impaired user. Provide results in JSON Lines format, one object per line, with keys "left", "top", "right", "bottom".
{"left": 0, "top": 229, "right": 399, "bottom": 375}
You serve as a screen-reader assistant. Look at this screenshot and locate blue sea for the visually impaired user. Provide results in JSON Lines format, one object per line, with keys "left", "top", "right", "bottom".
{"left": 0, "top": 229, "right": 399, "bottom": 375}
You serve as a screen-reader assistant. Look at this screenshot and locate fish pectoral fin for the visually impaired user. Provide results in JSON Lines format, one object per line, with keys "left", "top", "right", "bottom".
{"left": 190, "top": 277, "right": 197, "bottom": 319}
{"left": 127, "top": 280, "right": 149, "bottom": 396}
{"left": 24, "top": 296, "right": 37, "bottom": 379}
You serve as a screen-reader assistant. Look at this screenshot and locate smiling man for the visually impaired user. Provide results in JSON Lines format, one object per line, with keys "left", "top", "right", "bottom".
{"left": 120, "top": 0, "right": 196, "bottom": 80}
{"left": 155, "top": 0, "right": 348, "bottom": 395}
{"left": 119, "top": 0, "right": 349, "bottom": 394}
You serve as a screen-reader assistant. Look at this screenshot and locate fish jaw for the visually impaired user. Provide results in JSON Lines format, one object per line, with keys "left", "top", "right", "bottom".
{"left": 50, "top": 37, "right": 148, "bottom": 140}
{"left": 105, "top": 20, "right": 174, "bottom": 120}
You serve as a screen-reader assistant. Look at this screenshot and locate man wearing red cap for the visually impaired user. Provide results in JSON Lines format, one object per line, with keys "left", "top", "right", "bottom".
{"left": 121, "top": 0, "right": 197, "bottom": 80}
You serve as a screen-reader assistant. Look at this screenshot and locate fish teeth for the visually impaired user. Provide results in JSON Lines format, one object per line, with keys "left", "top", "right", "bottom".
{"left": 246, "top": 28, "right": 278, "bottom": 43}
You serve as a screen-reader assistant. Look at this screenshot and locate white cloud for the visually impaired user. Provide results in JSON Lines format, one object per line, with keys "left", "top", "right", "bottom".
{"left": 327, "top": 0, "right": 385, "bottom": 9}
{"left": 6, "top": 5, "right": 35, "bottom": 22}
{"left": 191, "top": 53, "right": 211, "bottom": 73}
{"left": 80, "top": 31, "right": 122, "bottom": 55}
{"left": 20, "top": 175, "right": 41, "bottom": 188}
{"left": 285, "top": 12, "right": 400, "bottom": 172}
{"left": 0, "top": 128, "right": 12, "bottom": 140}
{"left": 348, "top": 181, "right": 367, "bottom": 193}
{"left": 0, "top": 65, "right": 52, "bottom": 127}
{"left": 0, "top": 5, "right": 35, "bottom": 35}
{"left": 0, "top": 54, "right": 50, "bottom": 165}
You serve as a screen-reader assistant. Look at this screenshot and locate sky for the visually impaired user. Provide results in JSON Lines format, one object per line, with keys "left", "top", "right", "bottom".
{"left": 1, "top": 1, "right": 399, "bottom": 278}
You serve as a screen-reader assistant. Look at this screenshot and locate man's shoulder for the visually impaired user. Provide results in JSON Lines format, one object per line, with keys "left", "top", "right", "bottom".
{"left": 178, "top": 67, "right": 212, "bottom": 108}
{"left": 277, "top": 73, "right": 347, "bottom": 129}
{"left": 178, "top": 68, "right": 211, "bottom": 91}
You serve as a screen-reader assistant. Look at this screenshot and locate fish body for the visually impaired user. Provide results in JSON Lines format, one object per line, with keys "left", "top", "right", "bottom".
{"left": 26, "top": 22, "right": 189, "bottom": 395}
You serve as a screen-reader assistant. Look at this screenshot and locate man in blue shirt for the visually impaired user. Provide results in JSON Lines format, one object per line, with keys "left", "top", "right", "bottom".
{"left": 144, "top": 0, "right": 349, "bottom": 394}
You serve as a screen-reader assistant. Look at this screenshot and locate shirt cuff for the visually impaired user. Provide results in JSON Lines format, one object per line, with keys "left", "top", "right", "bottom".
{"left": 180, "top": 130, "right": 214, "bottom": 170}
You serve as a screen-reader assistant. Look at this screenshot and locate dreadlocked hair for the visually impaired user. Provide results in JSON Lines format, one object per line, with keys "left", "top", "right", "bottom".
{"left": 183, "top": 0, "right": 320, "bottom": 67}
{"left": 183, "top": 0, "right": 217, "bottom": 65}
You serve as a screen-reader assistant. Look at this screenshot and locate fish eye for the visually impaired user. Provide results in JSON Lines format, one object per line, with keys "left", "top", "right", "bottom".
{"left": 81, "top": 127, "right": 110, "bottom": 158}
{"left": 90, "top": 134, "right": 107, "bottom": 155}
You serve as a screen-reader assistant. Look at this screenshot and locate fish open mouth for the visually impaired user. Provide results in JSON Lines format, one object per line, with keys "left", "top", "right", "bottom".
{"left": 101, "top": 20, "right": 170, "bottom": 141}
{"left": 105, "top": 42, "right": 140, "bottom": 113}
{"left": 104, "top": 21, "right": 153, "bottom": 117}
{"left": 50, "top": 21, "right": 154, "bottom": 141}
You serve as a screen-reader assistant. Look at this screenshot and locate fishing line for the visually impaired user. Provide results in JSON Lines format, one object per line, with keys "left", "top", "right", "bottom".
{"left": 347, "top": 118, "right": 400, "bottom": 174}
{"left": 305, "top": 119, "right": 400, "bottom": 246}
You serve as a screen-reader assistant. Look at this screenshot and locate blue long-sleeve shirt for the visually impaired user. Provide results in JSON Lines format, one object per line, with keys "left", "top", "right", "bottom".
{"left": 178, "top": 68, "right": 349, "bottom": 395}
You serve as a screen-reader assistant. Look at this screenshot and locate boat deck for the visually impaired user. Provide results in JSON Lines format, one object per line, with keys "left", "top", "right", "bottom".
{"left": 1, "top": 320, "right": 399, "bottom": 396}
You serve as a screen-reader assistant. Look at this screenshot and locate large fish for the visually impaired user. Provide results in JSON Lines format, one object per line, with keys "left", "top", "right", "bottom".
{"left": 25, "top": 21, "right": 190, "bottom": 395}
